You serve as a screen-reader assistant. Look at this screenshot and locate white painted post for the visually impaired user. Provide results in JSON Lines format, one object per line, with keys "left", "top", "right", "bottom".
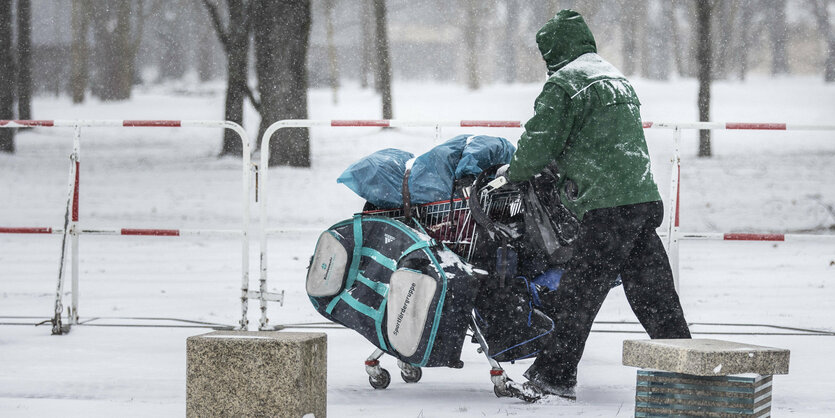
{"left": 667, "top": 127, "right": 682, "bottom": 292}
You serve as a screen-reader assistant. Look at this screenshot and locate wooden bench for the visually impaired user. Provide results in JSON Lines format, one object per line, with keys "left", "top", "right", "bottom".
{"left": 187, "top": 331, "right": 327, "bottom": 418}
{"left": 623, "top": 339, "right": 790, "bottom": 417}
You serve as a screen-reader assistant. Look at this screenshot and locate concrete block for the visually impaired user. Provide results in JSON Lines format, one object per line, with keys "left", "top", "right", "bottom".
{"left": 187, "top": 331, "right": 327, "bottom": 418}
{"left": 623, "top": 339, "right": 790, "bottom": 376}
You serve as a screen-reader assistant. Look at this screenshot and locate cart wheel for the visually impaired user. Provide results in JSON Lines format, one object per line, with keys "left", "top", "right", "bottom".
{"left": 494, "top": 384, "right": 512, "bottom": 398}
{"left": 369, "top": 369, "right": 391, "bottom": 390}
{"left": 401, "top": 367, "right": 422, "bottom": 383}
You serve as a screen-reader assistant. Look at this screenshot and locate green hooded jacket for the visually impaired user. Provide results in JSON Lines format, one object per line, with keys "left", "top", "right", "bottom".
{"left": 506, "top": 10, "right": 661, "bottom": 220}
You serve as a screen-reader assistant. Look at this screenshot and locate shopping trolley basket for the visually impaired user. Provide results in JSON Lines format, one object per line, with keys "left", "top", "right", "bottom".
{"left": 362, "top": 187, "right": 523, "bottom": 261}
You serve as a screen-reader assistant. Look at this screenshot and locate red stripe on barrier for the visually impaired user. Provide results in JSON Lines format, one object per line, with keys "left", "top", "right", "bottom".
{"left": 725, "top": 122, "right": 786, "bottom": 130}
{"left": 122, "top": 120, "right": 181, "bottom": 127}
{"left": 460, "top": 120, "right": 522, "bottom": 128}
{"left": 675, "top": 165, "right": 680, "bottom": 227}
{"left": 0, "top": 227, "right": 53, "bottom": 234}
{"left": 120, "top": 228, "right": 180, "bottom": 236}
{"left": 0, "top": 120, "right": 55, "bottom": 127}
{"left": 642, "top": 121, "right": 653, "bottom": 128}
{"left": 331, "top": 120, "right": 390, "bottom": 127}
{"left": 72, "top": 161, "right": 80, "bottom": 222}
{"left": 723, "top": 233, "right": 785, "bottom": 241}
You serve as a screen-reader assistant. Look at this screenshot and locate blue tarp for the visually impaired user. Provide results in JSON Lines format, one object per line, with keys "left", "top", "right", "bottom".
{"left": 337, "top": 135, "right": 516, "bottom": 208}
{"left": 336, "top": 148, "right": 415, "bottom": 209}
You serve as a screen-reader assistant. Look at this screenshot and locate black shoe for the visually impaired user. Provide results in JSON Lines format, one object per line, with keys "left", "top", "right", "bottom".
{"left": 525, "top": 378, "right": 576, "bottom": 401}
{"left": 504, "top": 380, "right": 544, "bottom": 403}
{"left": 522, "top": 368, "right": 577, "bottom": 401}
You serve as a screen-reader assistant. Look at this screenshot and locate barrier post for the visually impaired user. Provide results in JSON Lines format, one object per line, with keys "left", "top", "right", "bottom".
{"left": 71, "top": 125, "right": 81, "bottom": 325}
{"left": 668, "top": 127, "right": 681, "bottom": 292}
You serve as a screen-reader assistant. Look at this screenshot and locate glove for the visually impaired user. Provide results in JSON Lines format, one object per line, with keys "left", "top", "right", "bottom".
{"left": 495, "top": 164, "right": 509, "bottom": 177}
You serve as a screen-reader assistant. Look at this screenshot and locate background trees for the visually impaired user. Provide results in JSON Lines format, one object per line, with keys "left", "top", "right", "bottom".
{"left": 5, "top": 0, "right": 833, "bottom": 160}
{"left": 0, "top": 2, "right": 15, "bottom": 153}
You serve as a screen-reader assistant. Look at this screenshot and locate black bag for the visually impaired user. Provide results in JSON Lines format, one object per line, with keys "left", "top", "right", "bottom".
{"left": 473, "top": 275, "right": 555, "bottom": 363}
{"left": 306, "top": 215, "right": 479, "bottom": 367}
{"left": 521, "top": 165, "right": 580, "bottom": 266}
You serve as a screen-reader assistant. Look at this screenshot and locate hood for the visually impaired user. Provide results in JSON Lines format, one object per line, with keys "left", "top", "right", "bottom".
{"left": 536, "top": 9, "right": 597, "bottom": 75}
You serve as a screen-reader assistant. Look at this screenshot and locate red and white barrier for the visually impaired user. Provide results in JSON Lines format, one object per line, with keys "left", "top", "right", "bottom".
{"left": 0, "top": 119, "right": 261, "bottom": 333}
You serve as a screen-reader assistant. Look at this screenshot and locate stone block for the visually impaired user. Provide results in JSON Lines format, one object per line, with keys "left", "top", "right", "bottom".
{"left": 623, "top": 339, "right": 790, "bottom": 376}
{"left": 187, "top": 331, "right": 327, "bottom": 418}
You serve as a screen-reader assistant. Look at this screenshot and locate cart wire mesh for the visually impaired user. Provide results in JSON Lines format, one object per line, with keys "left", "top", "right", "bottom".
{"left": 363, "top": 188, "right": 522, "bottom": 261}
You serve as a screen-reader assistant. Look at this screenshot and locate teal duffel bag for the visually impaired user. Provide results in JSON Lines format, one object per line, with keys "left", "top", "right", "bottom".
{"left": 306, "top": 214, "right": 480, "bottom": 368}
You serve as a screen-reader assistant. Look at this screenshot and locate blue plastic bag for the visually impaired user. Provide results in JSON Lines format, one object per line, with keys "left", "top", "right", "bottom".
{"left": 336, "top": 148, "right": 415, "bottom": 209}
{"left": 408, "top": 134, "right": 516, "bottom": 204}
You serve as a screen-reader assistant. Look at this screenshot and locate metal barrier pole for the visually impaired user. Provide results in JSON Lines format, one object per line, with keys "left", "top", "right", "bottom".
{"left": 71, "top": 125, "right": 81, "bottom": 325}
{"left": 668, "top": 127, "right": 682, "bottom": 292}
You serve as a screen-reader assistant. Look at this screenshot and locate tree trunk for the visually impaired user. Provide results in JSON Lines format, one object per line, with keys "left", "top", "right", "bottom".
{"left": 253, "top": 0, "right": 311, "bottom": 167}
{"left": 159, "top": 3, "right": 187, "bottom": 81}
{"left": 737, "top": 0, "right": 754, "bottom": 81}
{"left": 503, "top": 0, "right": 519, "bottom": 83}
{"left": 0, "top": 1, "right": 14, "bottom": 153}
{"left": 17, "top": 0, "right": 32, "bottom": 120}
{"left": 71, "top": 0, "right": 89, "bottom": 104}
{"left": 210, "top": 0, "right": 251, "bottom": 157}
{"left": 813, "top": 0, "right": 835, "bottom": 82}
{"left": 360, "top": 0, "right": 373, "bottom": 89}
{"left": 647, "top": 1, "right": 671, "bottom": 80}
{"left": 91, "top": 0, "right": 133, "bottom": 101}
{"left": 325, "top": 0, "right": 339, "bottom": 104}
{"left": 713, "top": 0, "right": 736, "bottom": 80}
{"left": 465, "top": 0, "right": 480, "bottom": 90}
{"left": 768, "top": 0, "right": 789, "bottom": 75}
{"left": 669, "top": 0, "right": 687, "bottom": 77}
{"left": 373, "top": 0, "right": 393, "bottom": 119}
{"left": 696, "top": 0, "right": 712, "bottom": 158}
{"left": 619, "top": 0, "right": 637, "bottom": 76}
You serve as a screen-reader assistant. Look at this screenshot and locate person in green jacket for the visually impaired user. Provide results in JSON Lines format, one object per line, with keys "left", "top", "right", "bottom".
{"left": 504, "top": 10, "right": 691, "bottom": 401}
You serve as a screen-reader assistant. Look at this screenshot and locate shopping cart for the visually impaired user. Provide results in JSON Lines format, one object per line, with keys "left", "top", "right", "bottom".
{"left": 359, "top": 182, "right": 531, "bottom": 399}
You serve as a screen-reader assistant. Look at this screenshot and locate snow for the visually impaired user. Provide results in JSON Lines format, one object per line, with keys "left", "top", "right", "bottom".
{"left": 1, "top": 76, "right": 834, "bottom": 417}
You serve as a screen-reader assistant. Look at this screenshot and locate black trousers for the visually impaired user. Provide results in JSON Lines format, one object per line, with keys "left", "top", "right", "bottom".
{"left": 527, "top": 200, "right": 691, "bottom": 387}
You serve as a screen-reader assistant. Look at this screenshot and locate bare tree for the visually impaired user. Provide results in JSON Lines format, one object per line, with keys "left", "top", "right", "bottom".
{"left": 713, "top": 0, "right": 737, "bottom": 80}
{"left": 736, "top": 0, "right": 754, "bottom": 81}
{"left": 360, "top": 0, "right": 374, "bottom": 89}
{"left": 464, "top": 0, "right": 481, "bottom": 89}
{"left": 253, "top": 0, "right": 311, "bottom": 167}
{"left": 618, "top": 0, "right": 639, "bottom": 76}
{"left": 812, "top": 0, "right": 835, "bottom": 82}
{"left": 0, "top": 1, "right": 13, "bottom": 153}
{"left": 325, "top": 0, "right": 339, "bottom": 104}
{"left": 374, "top": 0, "right": 393, "bottom": 119}
{"left": 17, "top": 0, "right": 32, "bottom": 120}
{"left": 669, "top": 0, "right": 688, "bottom": 77}
{"left": 696, "top": 0, "right": 712, "bottom": 158}
{"left": 90, "top": 1, "right": 151, "bottom": 101}
{"left": 71, "top": 0, "right": 90, "bottom": 104}
{"left": 767, "top": 0, "right": 789, "bottom": 75}
{"left": 503, "top": 0, "right": 520, "bottom": 83}
{"left": 158, "top": 2, "right": 187, "bottom": 82}
{"left": 202, "top": 0, "right": 257, "bottom": 157}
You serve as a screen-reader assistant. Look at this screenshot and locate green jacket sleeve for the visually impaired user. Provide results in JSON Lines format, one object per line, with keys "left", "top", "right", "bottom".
{"left": 506, "top": 82, "right": 573, "bottom": 182}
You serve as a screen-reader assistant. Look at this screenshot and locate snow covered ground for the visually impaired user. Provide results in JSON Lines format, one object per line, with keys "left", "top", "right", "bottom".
{"left": 1, "top": 76, "right": 834, "bottom": 417}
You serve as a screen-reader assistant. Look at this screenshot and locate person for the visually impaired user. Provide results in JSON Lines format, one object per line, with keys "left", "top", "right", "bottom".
{"left": 503, "top": 9, "right": 691, "bottom": 401}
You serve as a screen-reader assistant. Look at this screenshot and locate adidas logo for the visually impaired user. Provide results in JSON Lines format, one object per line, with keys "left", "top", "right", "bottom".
{"left": 384, "top": 234, "right": 396, "bottom": 244}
